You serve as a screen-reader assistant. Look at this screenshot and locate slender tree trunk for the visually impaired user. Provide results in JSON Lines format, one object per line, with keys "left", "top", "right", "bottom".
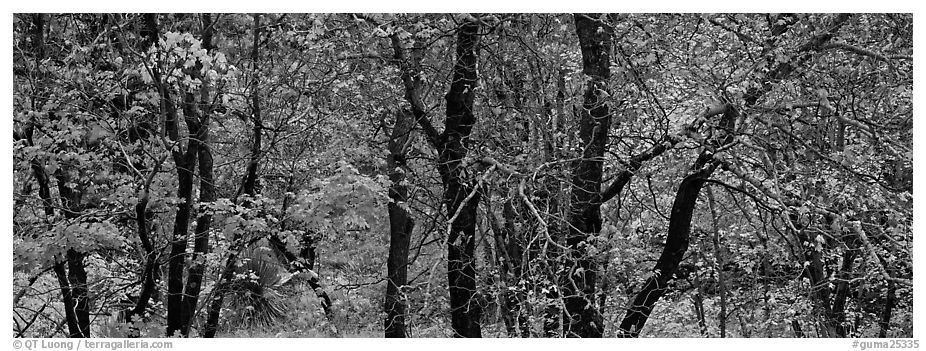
{"left": 792, "top": 213, "right": 838, "bottom": 338}
{"left": 21, "top": 14, "right": 90, "bottom": 338}
{"left": 692, "top": 291, "right": 707, "bottom": 337}
{"left": 617, "top": 106, "right": 737, "bottom": 337}
{"left": 878, "top": 281, "right": 896, "bottom": 338}
{"left": 126, "top": 191, "right": 157, "bottom": 325}
{"left": 706, "top": 188, "right": 727, "bottom": 338}
{"left": 177, "top": 13, "right": 216, "bottom": 337}
{"left": 560, "top": 13, "right": 613, "bottom": 338}
{"left": 203, "top": 13, "right": 267, "bottom": 337}
{"left": 55, "top": 168, "right": 92, "bottom": 337}
{"left": 831, "top": 234, "right": 859, "bottom": 337}
{"left": 440, "top": 19, "right": 482, "bottom": 338}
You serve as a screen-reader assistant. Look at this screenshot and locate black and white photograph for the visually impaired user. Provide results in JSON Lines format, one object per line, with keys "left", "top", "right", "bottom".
{"left": 8, "top": 9, "right": 916, "bottom": 344}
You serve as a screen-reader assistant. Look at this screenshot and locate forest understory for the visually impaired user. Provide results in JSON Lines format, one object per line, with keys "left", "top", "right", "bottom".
{"left": 12, "top": 13, "right": 913, "bottom": 338}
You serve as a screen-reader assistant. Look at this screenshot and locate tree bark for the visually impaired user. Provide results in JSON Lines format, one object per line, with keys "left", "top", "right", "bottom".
{"left": 560, "top": 13, "right": 613, "bottom": 338}
{"left": 440, "top": 19, "right": 483, "bottom": 338}
{"left": 177, "top": 13, "right": 216, "bottom": 337}
{"left": 384, "top": 107, "right": 416, "bottom": 337}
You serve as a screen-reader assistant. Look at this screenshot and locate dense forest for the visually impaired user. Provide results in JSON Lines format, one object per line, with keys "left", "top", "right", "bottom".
{"left": 12, "top": 13, "right": 913, "bottom": 338}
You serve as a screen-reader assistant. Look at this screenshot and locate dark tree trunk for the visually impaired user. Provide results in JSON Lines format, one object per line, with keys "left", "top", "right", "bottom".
{"left": 692, "top": 292, "right": 707, "bottom": 337}
{"left": 177, "top": 13, "right": 216, "bottom": 337}
{"left": 20, "top": 14, "right": 89, "bottom": 338}
{"left": 165, "top": 123, "right": 198, "bottom": 337}
{"left": 792, "top": 213, "right": 838, "bottom": 337}
{"left": 617, "top": 165, "right": 714, "bottom": 337}
{"left": 560, "top": 13, "right": 613, "bottom": 338}
{"left": 54, "top": 168, "right": 92, "bottom": 337}
{"left": 439, "top": 19, "right": 482, "bottom": 338}
{"left": 792, "top": 320, "right": 805, "bottom": 338}
{"left": 383, "top": 29, "right": 431, "bottom": 338}
{"left": 52, "top": 262, "right": 87, "bottom": 338}
{"left": 65, "top": 249, "right": 91, "bottom": 336}
{"left": 618, "top": 106, "right": 737, "bottom": 337}
{"left": 144, "top": 11, "right": 201, "bottom": 337}
{"left": 384, "top": 107, "right": 416, "bottom": 338}
{"left": 831, "top": 234, "right": 860, "bottom": 337}
{"left": 878, "top": 281, "right": 896, "bottom": 338}
{"left": 127, "top": 190, "right": 158, "bottom": 325}
{"left": 204, "top": 14, "right": 270, "bottom": 337}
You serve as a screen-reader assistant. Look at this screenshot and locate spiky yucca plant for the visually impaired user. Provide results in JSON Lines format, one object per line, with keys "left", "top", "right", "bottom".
{"left": 223, "top": 251, "right": 289, "bottom": 330}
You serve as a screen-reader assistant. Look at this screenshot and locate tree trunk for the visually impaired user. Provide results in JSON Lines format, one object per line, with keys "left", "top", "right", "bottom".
{"left": 145, "top": 11, "right": 202, "bottom": 336}
{"left": 177, "top": 13, "right": 216, "bottom": 337}
{"left": 126, "top": 191, "right": 157, "bottom": 324}
{"left": 20, "top": 14, "right": 90, "bottom": 338}
{"left": 617, "top": 165, "right": 714, "bottom": 337}
{"left": 706, "top": 187, "right": 727, "bottom": 338}
{"left": 878, "top": 280, "right": 896, "bottom": 338}
{"left": 165, "top": 114, "right": 198, "bottom": 337}
{"left": 618, "top": 106, "right": 737, "bottom": 337}
{"left": 440, "top": 19, "right": 482, "bottom": 338}
{"left": 692, "top": 292, "right": 707, "bottom": 337}
{"left": 54, "top": 169, "right": 92, "bottom": 337}
{"left": 384, "top": 107, "right": 416, "bottom": 337}
{"left": 831, "top": 234, "right": 859, "bottom": 337}
{"left": 560, "top": 13, "right": 613, "bottom": 338}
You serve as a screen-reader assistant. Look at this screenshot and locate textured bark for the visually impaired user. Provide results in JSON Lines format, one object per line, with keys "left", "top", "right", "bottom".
{"left": 561, "top": 13, "right": 612, "bottom": 338}
{"left": 440, "top": 19, "right": 482, "bottom": 338}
